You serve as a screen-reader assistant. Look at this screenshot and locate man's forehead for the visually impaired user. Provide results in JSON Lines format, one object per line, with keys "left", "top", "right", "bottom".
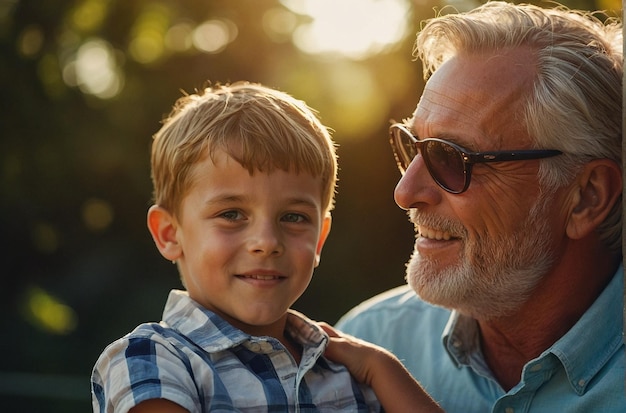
{"left": 431, "top": 49, "right": 535, "bottom": 99}
{"left": 412, "top": 50, "right": 535, "bottom": 148}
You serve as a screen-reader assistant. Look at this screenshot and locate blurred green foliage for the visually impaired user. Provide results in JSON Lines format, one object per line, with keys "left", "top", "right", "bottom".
{"left": 0, "top": 0, "right": 616, "bottom": 411}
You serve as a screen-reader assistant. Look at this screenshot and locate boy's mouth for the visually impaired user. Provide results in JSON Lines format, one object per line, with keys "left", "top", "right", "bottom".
{"left": 239, "top": 274, "right": 284, "bottom": 280}
{"left": 236, "top": 270, "right": 286, "bottom": 281}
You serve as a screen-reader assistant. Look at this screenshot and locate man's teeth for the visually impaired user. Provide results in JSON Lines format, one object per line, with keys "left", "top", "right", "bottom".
{"left": 417, "top": 226, "right": 451, "bottom": 240}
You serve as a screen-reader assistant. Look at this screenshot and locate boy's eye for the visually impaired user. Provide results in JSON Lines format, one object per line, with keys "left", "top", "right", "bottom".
{"left": 282, "top": 213, "right": 307, "bottom": 223}
{"left": 219, "top": 210, "right": 243, "bottom": 221}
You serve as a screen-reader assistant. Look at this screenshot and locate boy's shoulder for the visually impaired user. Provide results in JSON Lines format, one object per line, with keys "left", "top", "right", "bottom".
{"left": 95, "top": 320, "right": 196, "bottom": 367}
{"left": 91, "top": 320, "right": 217, "bottom": 413}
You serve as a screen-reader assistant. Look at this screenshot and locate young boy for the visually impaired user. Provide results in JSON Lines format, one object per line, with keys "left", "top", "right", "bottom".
{"left": 90, "top": 82, "right": 442, "bottom": 413}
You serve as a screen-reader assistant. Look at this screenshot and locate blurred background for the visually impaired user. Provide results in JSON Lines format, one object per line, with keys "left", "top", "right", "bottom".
{"left": 0, "top": 0, "right": 618, "bottom": 411}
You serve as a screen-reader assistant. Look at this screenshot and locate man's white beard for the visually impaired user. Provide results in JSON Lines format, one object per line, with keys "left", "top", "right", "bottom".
{"left": 406, "top": 193, "right": 556, "bottom": 320}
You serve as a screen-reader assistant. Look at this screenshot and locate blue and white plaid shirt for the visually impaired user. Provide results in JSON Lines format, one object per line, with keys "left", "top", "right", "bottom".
{"left": 91, "top": 290, "right": 380, "bottom": 413}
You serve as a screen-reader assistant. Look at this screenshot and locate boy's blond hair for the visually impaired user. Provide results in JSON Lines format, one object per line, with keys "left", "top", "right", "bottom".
{"left": 151, "top": 82, "right": 338, "bottom": 217}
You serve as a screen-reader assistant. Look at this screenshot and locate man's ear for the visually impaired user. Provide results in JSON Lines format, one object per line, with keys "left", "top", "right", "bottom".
{"left": 566, "top": 159, "right": 622, "bottom": 240}
{"left": 314, "top": 213, "right": 332, "bottom": 267}
{"left": 147, "top": 205, "right": 182, "bottom": 261}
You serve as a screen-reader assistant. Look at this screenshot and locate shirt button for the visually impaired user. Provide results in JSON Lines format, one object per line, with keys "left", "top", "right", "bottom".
{"left": 505, "top": 408, "right": 515, "bottom": 413}
{"left": 259, "top": 341, "right": 273, "bottom": 352}
{"left": 529, "top": 363, "right": 542, "bottom": 372}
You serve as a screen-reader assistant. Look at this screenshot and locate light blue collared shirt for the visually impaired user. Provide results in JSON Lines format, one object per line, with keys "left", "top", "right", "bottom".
{"left": 336, "top": 266, "right": 625, "bottom": 412}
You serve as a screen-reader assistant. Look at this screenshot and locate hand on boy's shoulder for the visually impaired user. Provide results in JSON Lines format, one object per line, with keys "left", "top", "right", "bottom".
{"left": 129, "top": 398, "right": 189, "bottom": 413}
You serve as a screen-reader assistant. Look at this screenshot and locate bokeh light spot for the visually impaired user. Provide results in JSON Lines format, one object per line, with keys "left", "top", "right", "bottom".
{"left": 165, "top": 21, "right": 194, "bottom": 52}
{"left": 262, "top": 7, "right": 298, "bottom": 43}
{"left": 192, "top": 19, "right": 237, "bottom": 54}
{"left": 70, "top": 0, "right": 109, "bottom": 33}
{"left": 22, "top": 286, "right": 78, "bottom": 335}
{"left": 71, "top": 38, "right": 123, "bottom": 99}
{"left": 17, "top": 24, "right": 44, "bottom": 58}
{"left": 128, "top": 2, "right": 170, "bottom": 64}
{"left": 82, "top": 198, "right": 114, "bottom": 232}
{"left": 129, "top": 30, "right": 164, "bottom": 64}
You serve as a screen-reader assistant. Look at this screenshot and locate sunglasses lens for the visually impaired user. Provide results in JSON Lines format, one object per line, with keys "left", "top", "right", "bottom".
{"left": 424, "top": 141, "right": 466, "bottom": 193}
{"left": 391, "top": 127, "right": 418, "bottom": 173}
{"left": 390, "top": 125, "right": 468, "bottom": 193}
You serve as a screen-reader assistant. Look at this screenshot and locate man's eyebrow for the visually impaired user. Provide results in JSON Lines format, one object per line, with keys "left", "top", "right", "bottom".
{"left": 407, "top": 122, "right": 480, "bottom": 152}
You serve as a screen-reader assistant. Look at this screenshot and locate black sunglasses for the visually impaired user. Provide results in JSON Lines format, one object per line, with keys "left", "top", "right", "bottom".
{"left": 389, "top": 123, "right": 563, "bottom": 194}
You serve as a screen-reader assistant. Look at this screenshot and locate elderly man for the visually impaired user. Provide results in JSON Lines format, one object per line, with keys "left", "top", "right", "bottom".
{"left": 337, "top": 2, "right": 625, "bottom": 412}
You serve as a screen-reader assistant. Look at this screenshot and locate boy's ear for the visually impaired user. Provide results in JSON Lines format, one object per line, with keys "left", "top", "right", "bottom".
{"left": 566, "top": 159, "right": 622, "bottom": 240}
{"left": 314, "top": 213, "right": 332, "bottom": 267}
{"left": 147, "top": 205, "right": 182, "bottom": 261}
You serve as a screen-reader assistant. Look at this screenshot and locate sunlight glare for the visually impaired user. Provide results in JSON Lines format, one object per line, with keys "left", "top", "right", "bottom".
{"left": 282, "top": 0, "right": 410, "bottom": 59}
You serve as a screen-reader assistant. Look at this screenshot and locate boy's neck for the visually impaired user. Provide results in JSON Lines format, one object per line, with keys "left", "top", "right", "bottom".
{"left": 281, "top": 331, "right": 303, "bottom": 365}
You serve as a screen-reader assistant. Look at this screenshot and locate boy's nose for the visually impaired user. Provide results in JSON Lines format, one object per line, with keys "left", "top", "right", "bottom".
{"left": 248, "top": 222, "right": 284, "bottom": 256}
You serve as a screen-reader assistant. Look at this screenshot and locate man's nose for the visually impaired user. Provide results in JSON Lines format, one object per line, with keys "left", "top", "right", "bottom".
{"left": 394, "top": 154, "right": 441, "bottom": 209}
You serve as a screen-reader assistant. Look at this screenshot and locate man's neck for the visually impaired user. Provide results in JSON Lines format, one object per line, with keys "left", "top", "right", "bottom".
{"left": 476, "top": 251, "right": 619, "bottom": 391}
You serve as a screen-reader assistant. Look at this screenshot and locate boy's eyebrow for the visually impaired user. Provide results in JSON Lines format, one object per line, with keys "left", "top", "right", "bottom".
{"left": 203, "top": 194, "right": 245, "bottom": 205}
{"left": 203, "top": 194, "right": 321, "bottom": 210}
{"left": 283, "top": 196, "right": 321, "bottom": 211}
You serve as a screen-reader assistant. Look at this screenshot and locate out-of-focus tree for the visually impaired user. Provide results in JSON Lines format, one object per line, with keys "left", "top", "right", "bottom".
{"left": 0, "top": 0, "right": 616, "bottom": 411}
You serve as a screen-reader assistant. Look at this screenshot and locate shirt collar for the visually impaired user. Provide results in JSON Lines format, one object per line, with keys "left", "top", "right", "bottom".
{"left": 547, "top": 264, "right": 623, "bottom": 394}
{"left": 161, "top": 290, "right": 328, "bottom": 353}
{"left": 442, "top": 311, "right": 479, "bottom": 368}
